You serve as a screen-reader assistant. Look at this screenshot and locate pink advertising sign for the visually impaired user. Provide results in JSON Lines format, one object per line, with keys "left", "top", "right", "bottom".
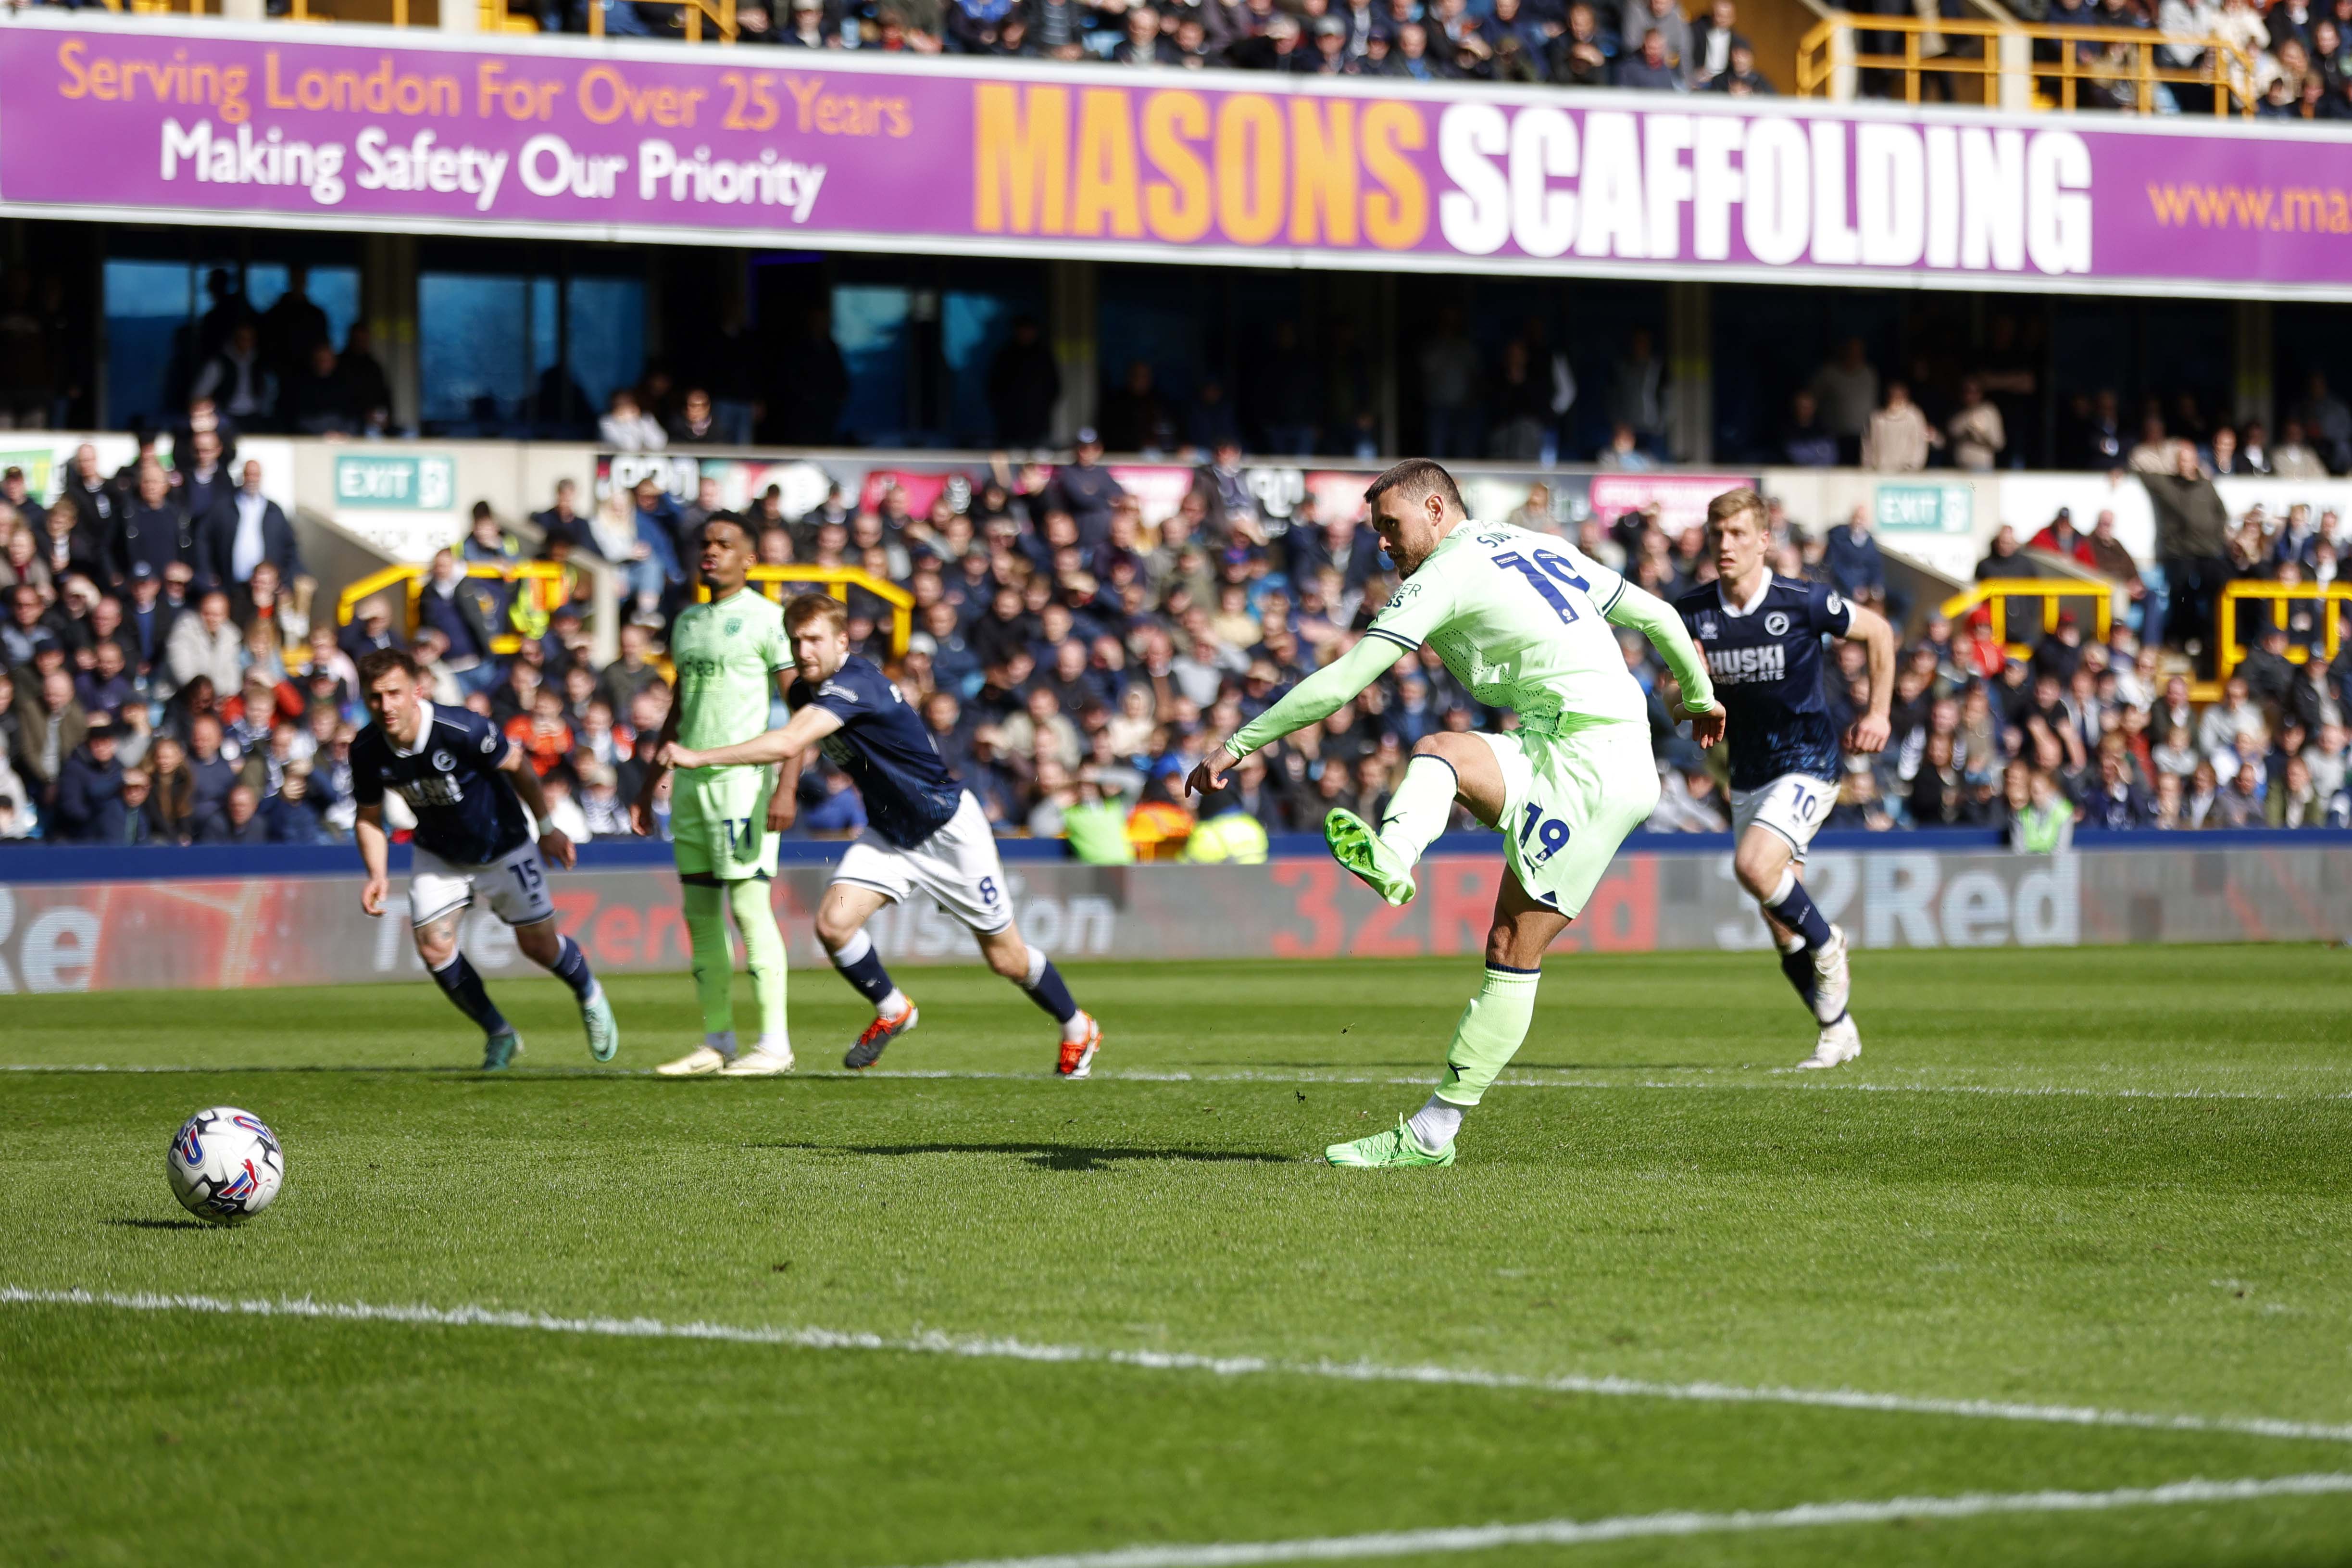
{"left": 7, "top": 14, "right": 2352, "bottom": 294}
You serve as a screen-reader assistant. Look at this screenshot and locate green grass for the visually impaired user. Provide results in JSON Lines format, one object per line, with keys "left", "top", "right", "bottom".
{"left": 6, "top": 946, "right": 2352, "bottom": 1566}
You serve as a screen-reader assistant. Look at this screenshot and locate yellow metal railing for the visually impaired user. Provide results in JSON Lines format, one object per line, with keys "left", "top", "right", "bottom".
{"left": 1798, "top": 14, "right": 2256, "bottom": 114}
{"left": 2214, "top": 581, "right": 2352, "bottom": 686}
{"left": 590, "top": 0, "right": 735, "bottom": 41}
{"left": 1940, "top": 577, "right": 2114, "bottom": 657}
{"left": 338, "top": 561, "right": 574, "bottom": 657}
{"left": 727, "top": 566, "right": 914, "bottom": 658}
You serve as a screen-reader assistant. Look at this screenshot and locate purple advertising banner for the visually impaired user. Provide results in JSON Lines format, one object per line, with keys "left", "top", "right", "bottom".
{"left": 5, "top": 13, "right": 2352, "bottom": 294}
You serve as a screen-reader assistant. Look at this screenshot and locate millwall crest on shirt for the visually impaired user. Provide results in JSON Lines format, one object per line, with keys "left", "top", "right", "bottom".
{"left": 1765, "top": 612, "right": 1790, "bottom": 636}
{"left": 431, "top": 750, "right": 455, "bottom": 771}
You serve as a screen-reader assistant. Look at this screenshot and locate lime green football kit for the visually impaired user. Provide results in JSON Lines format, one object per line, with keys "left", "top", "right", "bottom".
{"left": 1224, "top": 520, "right": 1717, "bottom": 1166}
{"left": 666, "top": 589, "right": 794, "bottom": 1055}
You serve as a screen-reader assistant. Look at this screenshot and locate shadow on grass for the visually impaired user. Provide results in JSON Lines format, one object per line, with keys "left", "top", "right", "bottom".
{"left": 106, "top": 1217, "right": 213, "bottom": 1231}
{"left": 747, "top": 1141, "right": 1298, "bottom": 1173}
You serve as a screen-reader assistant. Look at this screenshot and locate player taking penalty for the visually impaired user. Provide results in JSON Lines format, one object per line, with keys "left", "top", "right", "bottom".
{"left": 1188, "top": 460, "right": 1720, "bottom": 1168}
{"left": 1670, "top": 489, "right": 1894, "bottom": 1069}
{"left": 633, "top": 516, "right": 799, "bottom": 1077}
{"left": 351, "top": 649, "right": 617, "bottom": 1070}
{"left": 659, "top": 594, "right": 1103, "bottom": 1078}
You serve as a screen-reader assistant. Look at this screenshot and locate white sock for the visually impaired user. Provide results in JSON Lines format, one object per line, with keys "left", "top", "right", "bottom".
{"left": 1777, "top": 929, "right": 1805, "bottom": 955}
{"left": 704, "top": 1029, "right": 738, "bottom": 1058}
{"left": 755, "top": 1033, "right": 792, "bottom": 1058}
{"left": 1379, "top": 755, "right": 1460, "bottom": 867}
{"left": 1406, "top": 1093, "right": 1463, "bottom": 1154}
{"left": 878, "top": 988, "right": 910, "bottom": 1017}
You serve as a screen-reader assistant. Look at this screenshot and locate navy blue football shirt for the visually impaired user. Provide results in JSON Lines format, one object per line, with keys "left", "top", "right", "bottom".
{"left": 351, "top": 702, "right": 534, "bottom": 866}
{"left": 789, "top": 655, "right": 965, "bottom": 849}
{"left": 1673, "top": 576, "right": 1854, "bottom": 791}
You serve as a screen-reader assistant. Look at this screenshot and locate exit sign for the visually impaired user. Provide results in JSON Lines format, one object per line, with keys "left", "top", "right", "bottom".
{"left": 335, "top": 453, "right": 455, "bottom": 511}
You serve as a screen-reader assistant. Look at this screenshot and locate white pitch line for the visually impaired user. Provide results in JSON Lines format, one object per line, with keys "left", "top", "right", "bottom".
{"left": 897, "top": 1473, "right": 2352, "bottom": 1568}
{"left": 8, "top": 1285, "right": 2352, "bottom": 1449}
{"left": 1, "top": 1062, "right": 2344, "bottom": 1102}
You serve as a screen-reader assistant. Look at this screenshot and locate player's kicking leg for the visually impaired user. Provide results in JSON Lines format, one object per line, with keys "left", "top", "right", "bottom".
{"left": 1326, "top": 722, "right": 1657, "bottom": 1167}
{"left": 1326, "top": 729, "right": 1562, "bottom": 1167}
{"left": 1729, "top": 778, "right": 1855, "bottom": 1069}
{"left": 1323, "top": 734, "right": 1467, "bottom": 906}
{"left": 1328, "top": 866, "right": 1563, "bottom": 1167}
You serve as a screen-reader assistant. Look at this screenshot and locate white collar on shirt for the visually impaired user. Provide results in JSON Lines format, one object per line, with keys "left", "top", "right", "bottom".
{"left": 392, "top": 701, "right": 434, "bottom": 758}
{"left": 1716, "top": 573, "right": 1772, "bottom": 618}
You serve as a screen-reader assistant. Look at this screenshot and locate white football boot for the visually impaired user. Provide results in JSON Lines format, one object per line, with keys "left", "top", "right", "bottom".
{"left": 1810, "top": 924, "right": 1852, "bottom": 1025}
{"left": 656, "top": 1045, "right": 734, "bottom": 1077}
{"left": 1798, "top": 1014, "right": 1861, "bottom": 1070}
{"left": 720, "top": 1044, "right": 797, "bottom": 1077}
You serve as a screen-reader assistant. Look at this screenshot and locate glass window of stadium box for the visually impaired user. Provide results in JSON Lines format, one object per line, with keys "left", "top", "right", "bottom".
{"left": 1386, "top": 274, "right": 1664, "bottom": 467}
{"left": 101, "top": 234, "right": 359, "bottom": 434}
{"left": 417, "top": 242, "right": 644, "bottom": 438}
{"left": 805, "top": 253, "right": 1046, "bottom": 450}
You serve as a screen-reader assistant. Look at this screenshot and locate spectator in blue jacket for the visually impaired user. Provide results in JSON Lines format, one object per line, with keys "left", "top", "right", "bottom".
{"left": 2077, "top": 750, "right": 2153, "bottom": 829}
{"left": 1824, "top": 504, "right": 1888, "bottom": 610}
{"left": 416, "top": 548, "right": 506, "bottom": 696}
{"left": 52, "top": 716, "right": 125, "bottom": 843}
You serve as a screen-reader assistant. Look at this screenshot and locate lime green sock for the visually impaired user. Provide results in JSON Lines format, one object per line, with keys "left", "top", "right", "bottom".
{"left": 1378, "top": 754, "right": 1459, "bottom": 867}
{"left": 682, "top": 882, "right": 735, "bottom": 1039}
{"left": 1434, "top": 965, "right": 1542, "bottom": 1107}
{"left": 727, "top": 877, "right": 789, "bottom": 1050}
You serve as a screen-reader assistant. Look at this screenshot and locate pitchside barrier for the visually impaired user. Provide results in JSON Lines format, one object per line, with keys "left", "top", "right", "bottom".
{"left": 0, "top": 832, "right": 2346, "bottom": 994}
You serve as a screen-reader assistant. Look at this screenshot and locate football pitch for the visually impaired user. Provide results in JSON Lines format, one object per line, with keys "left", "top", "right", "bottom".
{"left": 6, "top": 945, "right": 2352, "bottom": 1567}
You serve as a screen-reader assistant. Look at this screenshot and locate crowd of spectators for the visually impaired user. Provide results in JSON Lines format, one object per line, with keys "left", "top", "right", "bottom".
{"left": 1994, "top": 0, "right": 2352, "bottom": 117}
{"left": 0, "top": 427, "right": 348, "bottom": 845}
{"left": 518, "top": 0, "right": 1776, "bottom": 90}
{"left": 12, "top": 391, "right": 2352, "bottom": 851}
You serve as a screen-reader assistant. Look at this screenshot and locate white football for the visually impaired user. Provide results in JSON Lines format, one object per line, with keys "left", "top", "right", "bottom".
{"left": 166, "top": 1107, "right": 285, "bottom": 1225}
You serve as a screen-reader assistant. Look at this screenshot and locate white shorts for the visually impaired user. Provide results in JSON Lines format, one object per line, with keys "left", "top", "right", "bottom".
{"left": 410, "top": 842, "right": 555, "bottom": 930}
{"left": 1730, "top": 773, "right": 1838, "bottom": 863}
{"left": 1474, "top": 720, "right": 1661, "bottom": 919}
{"left": 830, "top": 792, "right": 1013, "bottom": 935}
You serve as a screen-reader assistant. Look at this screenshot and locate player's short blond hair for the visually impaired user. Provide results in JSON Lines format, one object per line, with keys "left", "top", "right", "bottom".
{"left": 784, "top": 593, "right": 850, "bottom": 635}
{"left": 1705, "top": 488, "right": 1767, "bottom": 534}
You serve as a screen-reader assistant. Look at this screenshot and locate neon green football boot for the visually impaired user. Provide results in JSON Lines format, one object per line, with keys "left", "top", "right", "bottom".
{"left": 1324, "top": 808, "right": 1418, "bottom": 907}
{"left": 1326, "top": 1116, "right": 1456, "bottom": 1168}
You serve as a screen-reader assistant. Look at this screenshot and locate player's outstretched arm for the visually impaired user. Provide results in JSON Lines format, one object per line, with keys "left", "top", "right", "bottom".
{"left": 1186, "top": 634, "right": 1411, "bottom": 796}
{"left": 1604, "top": 582, "right": 1723, "bottom": 746}
{"left": 663, "top": 705, "right": 843, "bottom": 773}
{"left": 1843, "top": 603, "right": 1897, "bottom": 754}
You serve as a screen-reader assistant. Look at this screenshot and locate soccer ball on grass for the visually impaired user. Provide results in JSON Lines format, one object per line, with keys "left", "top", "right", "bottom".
{"left": 166, "top": 1107, "right": 284, "bottom": 1225}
